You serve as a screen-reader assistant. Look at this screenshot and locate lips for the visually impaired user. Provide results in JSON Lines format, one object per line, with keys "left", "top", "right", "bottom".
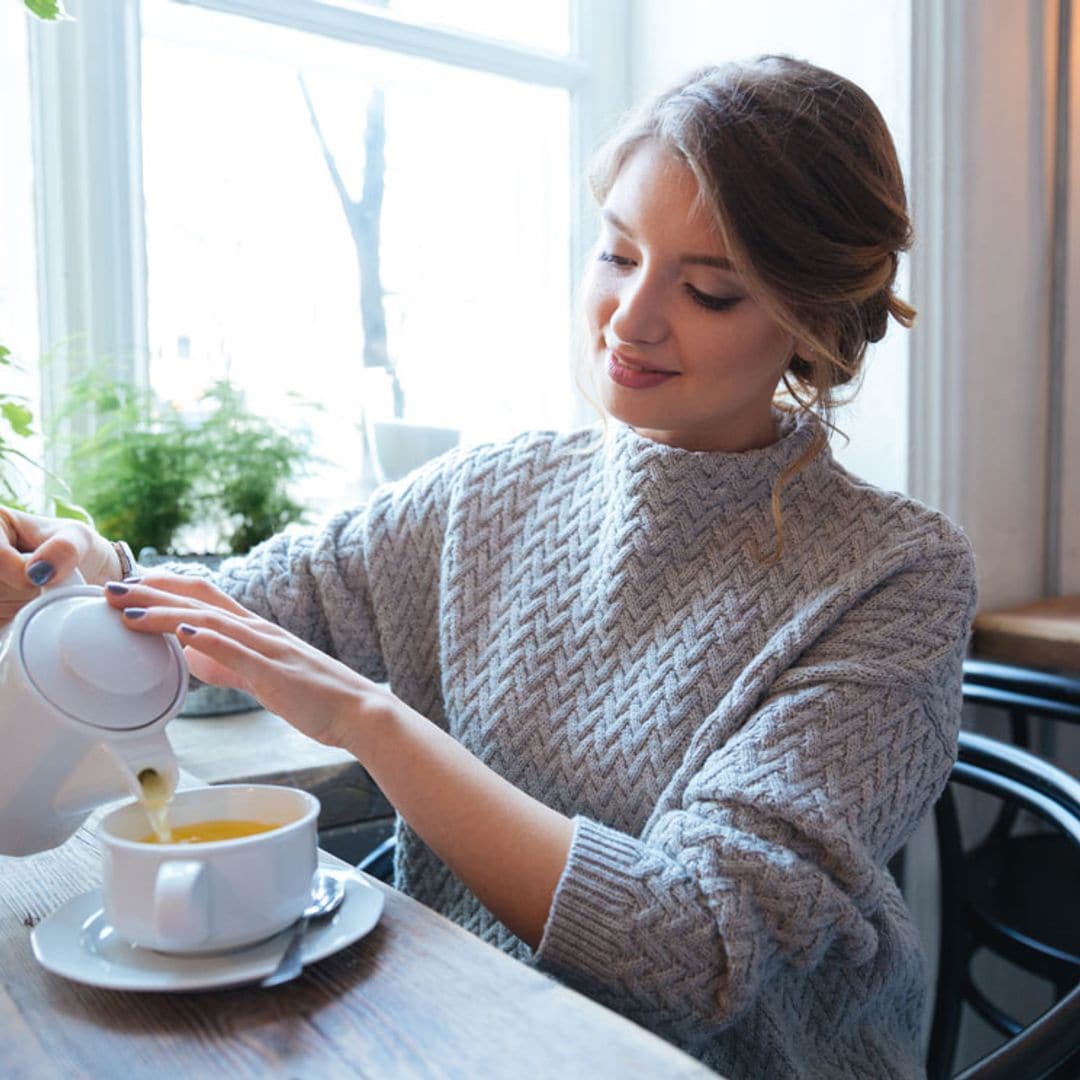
{"left": 606, "top": 350, "right": 679, "bottom": 390}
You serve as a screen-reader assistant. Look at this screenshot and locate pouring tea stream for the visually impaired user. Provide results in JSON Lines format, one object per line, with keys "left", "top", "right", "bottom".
{"left": 0, "top": 568, "right": 187, "bottom": 856}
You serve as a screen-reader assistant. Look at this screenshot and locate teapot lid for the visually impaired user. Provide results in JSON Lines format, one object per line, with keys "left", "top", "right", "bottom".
{"left": 19, "top": 586, "right": 186, "bottom": 730}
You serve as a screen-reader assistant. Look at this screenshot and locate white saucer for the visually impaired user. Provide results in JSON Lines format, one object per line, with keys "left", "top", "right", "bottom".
{"left": 31, "top": 859, "right": 384, "bottom": 992}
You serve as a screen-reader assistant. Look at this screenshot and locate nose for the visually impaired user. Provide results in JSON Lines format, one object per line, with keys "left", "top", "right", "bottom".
{"left": 608, "top": 268, "right": 669, "bottom": 346}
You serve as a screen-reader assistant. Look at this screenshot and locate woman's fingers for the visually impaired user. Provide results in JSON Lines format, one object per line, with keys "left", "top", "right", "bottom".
{"left": 0, "top": 543, "right": 36, "bottom": 622}
{"left": 0, "top": 507, "right": 113, "bottom": 591}
{"left": 132, "top": 571, "right": 255, "bottom": 617}
{"left": 103, "top": 571, "right": 261, "bottom": 622}
{"left": 0, "top": 507, "right": 110, "bottom": 624}
{"left": 110, "top": 574, "right": 371, "bottom": 747}
{"left": 110, "top": 591, "right": 281, "bottom": 691}
{"left": 159, "top": 615, "right": 346, "bottom": 746}
{"left": 116, "top": 601, "right": 289, "bottom": 659}
{"left": 180, "top": 630, "right": 269, "bottom": 695}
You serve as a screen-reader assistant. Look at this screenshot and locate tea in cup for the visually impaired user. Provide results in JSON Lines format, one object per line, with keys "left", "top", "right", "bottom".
{"left": 99, "top": 784, "right": 320, "bottom": 953}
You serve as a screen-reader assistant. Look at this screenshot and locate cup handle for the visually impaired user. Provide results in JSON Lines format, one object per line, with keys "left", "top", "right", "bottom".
{"left": 154, "top": 860, "right": 209, "bottom": 948}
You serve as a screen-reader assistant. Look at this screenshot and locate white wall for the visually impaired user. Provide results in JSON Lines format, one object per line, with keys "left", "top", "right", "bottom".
{"left": 944, "top": 0, "right": 1056, "bottom": 610}
{"left": 628, "top": 0, "right": 1079, "bottom": 612}
{"left": 627, "top": 0, "right": 912, "bottom": 495}
{"left": 907, "top": 0, "right": 1077, "bottom": 611}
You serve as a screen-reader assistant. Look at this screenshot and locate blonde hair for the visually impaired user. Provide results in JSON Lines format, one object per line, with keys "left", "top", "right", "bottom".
{"left": 586, "top": 56, "right": 915, "bottom": 555}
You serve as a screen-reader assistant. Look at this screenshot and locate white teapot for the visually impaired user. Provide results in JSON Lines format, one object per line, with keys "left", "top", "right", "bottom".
{"left": 0, "top": 571, "right": 186, "bottom": 856}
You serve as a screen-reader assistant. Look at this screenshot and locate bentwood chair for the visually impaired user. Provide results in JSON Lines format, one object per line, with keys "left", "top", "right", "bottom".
{"left": 927, "top": 730, "right": 1080, "bottom": 1079}
{"left": 357, "top": 832, "right": 396, "bottom": 882}
{"left": 958, "top": 662, "right": 1080, "bottom": 1012}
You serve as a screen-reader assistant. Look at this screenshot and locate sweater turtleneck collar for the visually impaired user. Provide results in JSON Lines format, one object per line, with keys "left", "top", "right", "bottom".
{"left": 604, "top": 407, "right": 828, "bottom": 525}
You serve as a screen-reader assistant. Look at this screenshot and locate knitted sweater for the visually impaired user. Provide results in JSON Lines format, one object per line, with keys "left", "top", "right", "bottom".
{"left": 213, "top": 410, "right": 977, "bottom": 1079}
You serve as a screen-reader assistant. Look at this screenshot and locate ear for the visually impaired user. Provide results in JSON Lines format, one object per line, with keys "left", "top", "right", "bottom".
{"left": 789, "top": 322, "right": 841, "bottom": 376}
{"left": 786, "top": 340, "right": 815, "bottom": 382}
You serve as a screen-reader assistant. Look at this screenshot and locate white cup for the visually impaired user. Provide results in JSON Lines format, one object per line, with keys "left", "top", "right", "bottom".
{"left": 99, "top": 784, "right": 320, "bottom": 953}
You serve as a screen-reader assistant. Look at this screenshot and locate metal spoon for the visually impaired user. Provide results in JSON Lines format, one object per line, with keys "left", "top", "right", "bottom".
{"left": 260, "top": 871, "right": 347, "bottom": 988}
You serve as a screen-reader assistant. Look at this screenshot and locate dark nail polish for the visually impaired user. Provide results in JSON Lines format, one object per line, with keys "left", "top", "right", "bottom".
{"left": 123, "top": 607, "right": 147, "bottom": 619}
{"left": 122, "top": 575, "right": 142, "bottom": 584}
{"left": 106, "top": 583, "right": 130, "bottom": 596}
{"left": 178, "top": 623, "right": 197, "bottom": 636}
{"left": 27, "top": 561, "right": 55, "bottom": 586}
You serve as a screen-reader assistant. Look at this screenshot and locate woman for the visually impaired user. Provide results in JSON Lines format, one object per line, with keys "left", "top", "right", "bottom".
{"left": 0, "top": 57, "right": 975, "bottom": 1079}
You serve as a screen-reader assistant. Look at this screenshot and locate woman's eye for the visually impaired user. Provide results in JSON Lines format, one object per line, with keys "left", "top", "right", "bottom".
{"left": 686, "top": 284, "right": 741, "bottom": 312}
{"left": 597, "top": 250, "right": 633, "bottom": 267}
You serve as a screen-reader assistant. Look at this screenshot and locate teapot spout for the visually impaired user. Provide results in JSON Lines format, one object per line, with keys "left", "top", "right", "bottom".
{"left": 2, "top": 729, "right": 180, "bottom": 858}
{"left": 106, "top": 730, "right": 180, "bottom": 806}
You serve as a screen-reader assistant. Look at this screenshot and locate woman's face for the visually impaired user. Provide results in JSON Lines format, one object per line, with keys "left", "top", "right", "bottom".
{"left": 584, "top": 140, "right": 795, "bottom": 452}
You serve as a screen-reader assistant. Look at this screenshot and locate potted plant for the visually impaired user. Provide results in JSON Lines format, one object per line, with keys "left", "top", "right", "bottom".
{"left": 192, "top": 379, "right": 314, "bottom": 557}
{"left": 56, "top": 371, "right": 202, "bottom": 558}
{"left": 57, "top": 371, "right": 316, "bottom": 715}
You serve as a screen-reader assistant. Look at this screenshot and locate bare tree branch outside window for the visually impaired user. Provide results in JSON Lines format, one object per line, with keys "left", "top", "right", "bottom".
{"left": 298, "top": 69, "right": 405, "bottom": 421}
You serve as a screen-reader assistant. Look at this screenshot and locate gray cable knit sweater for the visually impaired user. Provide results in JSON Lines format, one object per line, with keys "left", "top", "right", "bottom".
{"left": 213, "top": 410, "right": 977, "bottom": 1079}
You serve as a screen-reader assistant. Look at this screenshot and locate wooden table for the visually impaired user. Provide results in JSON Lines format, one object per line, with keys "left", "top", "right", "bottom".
{"left": 0, "top": 790, "right": 713, "bottom": 1078}
{"left": 971, "top": 595, "right": 1080, "bottom": 673}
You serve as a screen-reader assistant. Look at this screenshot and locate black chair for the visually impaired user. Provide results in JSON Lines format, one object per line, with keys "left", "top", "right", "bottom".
{"left": 357, "top": 832, "right": 396, "bottom": 883}
{"left": 927, "top": 729, "right": 1080, "bottom": 1078}
{"left": 957, "top": 662, "right": 1080, "bottom": 1017}
{"left": 962, "top": 658, "right": 1080, "bottom": 742}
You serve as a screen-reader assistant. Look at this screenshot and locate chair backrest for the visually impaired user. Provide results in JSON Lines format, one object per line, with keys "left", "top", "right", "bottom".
{"left": 959, "top": 656, "right": 1080, "bottom": 866}
{"left": 962, "top": 658, "right": 1080, "bottom": 730}
{"left": 928, "top": 728, "right": 1080, "bottom": 1079}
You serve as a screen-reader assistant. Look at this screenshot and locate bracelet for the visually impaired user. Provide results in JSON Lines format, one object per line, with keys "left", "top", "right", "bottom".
{"left": 113, "top": 539, "right": 136, "bottom": 580}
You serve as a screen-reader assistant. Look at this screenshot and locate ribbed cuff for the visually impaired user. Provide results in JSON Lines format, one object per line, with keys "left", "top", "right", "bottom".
{"left": 533, "top": 815, "right": 645, "bottom": 978}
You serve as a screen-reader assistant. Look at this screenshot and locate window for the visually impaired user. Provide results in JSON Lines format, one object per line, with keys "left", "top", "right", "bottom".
{"left": 346, "top": 0, "right": 572, "bottom": 53}
{"left": 1, "top": 5, "right": 42, "bottom": 504}
{"left": 29, "top": 0, "right": 628, "bottom": 522}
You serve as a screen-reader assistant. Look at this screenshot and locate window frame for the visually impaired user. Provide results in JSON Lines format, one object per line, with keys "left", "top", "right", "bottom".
{"left": 27, "top": 0, "right": 632, "bottom": 451}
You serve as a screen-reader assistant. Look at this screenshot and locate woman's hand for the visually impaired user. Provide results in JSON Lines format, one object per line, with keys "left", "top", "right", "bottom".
{"left": 103, "top": 571, "right": 387, "bottom": 748}
{"left": 107, "top": 571, "right": 575, "bottom": 949}
{"left": 0, "top": 506, "right": 119, "bottom": 624}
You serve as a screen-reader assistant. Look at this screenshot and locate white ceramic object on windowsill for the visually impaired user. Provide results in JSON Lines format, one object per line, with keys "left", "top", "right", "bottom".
{"left": 371, "top": 420, "right": 460, "bottom": 483}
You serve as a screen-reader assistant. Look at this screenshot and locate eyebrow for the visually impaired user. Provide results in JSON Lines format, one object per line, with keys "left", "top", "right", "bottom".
{"left": 601, "top": 209, "right": 735, "bottom": 271}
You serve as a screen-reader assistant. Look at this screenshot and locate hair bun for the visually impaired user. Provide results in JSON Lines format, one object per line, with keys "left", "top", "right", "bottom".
{"left": 862, "top": 291, "right": 891, "bottom": 344}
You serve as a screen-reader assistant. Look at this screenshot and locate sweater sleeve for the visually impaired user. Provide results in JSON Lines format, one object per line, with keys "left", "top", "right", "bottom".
{"left": 532, "top": 535, "right": 977, "bottom": 1043}
{"left": 209, "top": 448, "right": 462, "bottom": 683}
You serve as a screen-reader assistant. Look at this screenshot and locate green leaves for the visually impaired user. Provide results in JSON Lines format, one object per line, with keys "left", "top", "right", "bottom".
{"left": 23, "top": 0, "right": 70, "bottom": 21}
{"left": 59, "top": 373, "right": 315, "bottom": 556}
{"left": 1, "top": 346, "right": 39, "bottom": 509}
{"left": 58, "top": 374, "right": 202, "bottom": 557}
{"left": 1, "top": 400, "right": 34, "bottom": 439}
{"left": 51, "top": 494, "right": 92, "bottom": 522}
{"left": 195, "top": 379, "right": 315, "bottom": 554}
